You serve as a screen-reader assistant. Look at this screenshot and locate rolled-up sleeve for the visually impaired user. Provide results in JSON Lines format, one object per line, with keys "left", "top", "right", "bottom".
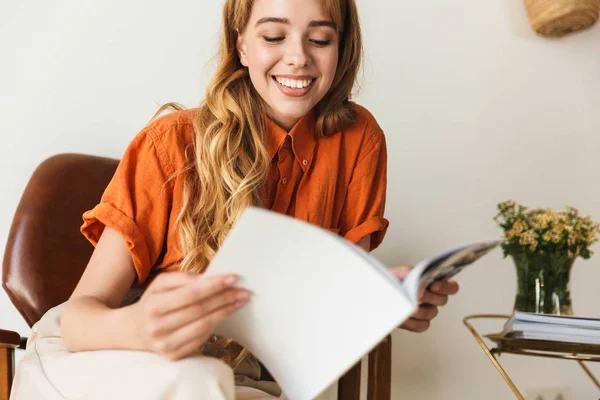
{"left": 340, "top": 123, "right": 389, "bottom": 251}
{"left": 80, "top": 129, "right": 174, "bottom": 285}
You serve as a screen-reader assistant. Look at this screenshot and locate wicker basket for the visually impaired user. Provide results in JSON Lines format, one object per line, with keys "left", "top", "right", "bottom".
{"left": 524, "top": 0, "right": 600, "bottom": 37}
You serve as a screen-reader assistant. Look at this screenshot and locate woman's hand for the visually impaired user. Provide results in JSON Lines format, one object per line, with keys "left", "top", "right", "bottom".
{"left": 388, "top": 265, "right": 459, "bottom": 333}
{"left": 131, "top": 272, "right": 250, "bottom": 361}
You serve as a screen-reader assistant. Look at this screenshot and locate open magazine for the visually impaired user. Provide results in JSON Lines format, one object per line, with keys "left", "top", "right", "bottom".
{"left": 204, "top": 207, "right": 500, "bottom": 400}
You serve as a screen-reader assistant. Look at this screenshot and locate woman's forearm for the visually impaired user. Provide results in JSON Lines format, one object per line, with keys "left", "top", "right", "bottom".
{"left": 60, "top": 295, "right": 143, "bottom": 352}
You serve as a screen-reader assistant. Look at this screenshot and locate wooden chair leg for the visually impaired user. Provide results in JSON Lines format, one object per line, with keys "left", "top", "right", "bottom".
{"left": 0, "top": 346, "right": 15, "bottom": 400}
{"left": 338, "top": 361, "right": 361, "bottom": 400}
{"left": 367, "top": 335, "right": 392, "bottom": 400}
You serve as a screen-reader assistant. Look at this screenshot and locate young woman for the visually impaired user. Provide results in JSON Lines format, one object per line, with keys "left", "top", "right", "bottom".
{"left": 11, "top": 0, "right": 458, "bottom": 399}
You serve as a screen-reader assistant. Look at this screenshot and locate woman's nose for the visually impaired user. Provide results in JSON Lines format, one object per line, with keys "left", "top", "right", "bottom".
{"left": 284, "top": 39, "right": 311, "bottom": 68}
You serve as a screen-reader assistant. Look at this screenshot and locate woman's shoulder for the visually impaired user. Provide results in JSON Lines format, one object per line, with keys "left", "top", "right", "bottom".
{"left": 133, "top": 107, "right": 199, "bottom": 172}
{"left": 342, "top": 103, "right": 385, "bottom": 146}
{"left": 142, "top": 107, "right": 198, "bottom": 143}
{"left": 350, "top": 103, "right": 378, "bottom": 123}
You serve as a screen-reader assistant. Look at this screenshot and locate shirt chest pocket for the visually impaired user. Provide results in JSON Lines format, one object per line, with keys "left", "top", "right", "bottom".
{"left": 293, "top": 172, "right": 345, "bottom": 233}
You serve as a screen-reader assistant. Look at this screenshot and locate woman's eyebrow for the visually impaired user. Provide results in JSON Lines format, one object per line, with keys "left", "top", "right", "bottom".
{"left": 254, "top": 17, "right": 336, "bottom": 30}
{"left": 255, "top": 17, "right": 290, "bottom": 27}
{"left": 309, "top": 20, "right": 336, "bottom": 30}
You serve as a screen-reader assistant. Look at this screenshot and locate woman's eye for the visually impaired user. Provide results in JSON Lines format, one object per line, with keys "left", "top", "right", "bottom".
{"left": 310, "top": 39, "right": 331, "bottom": 47}
{"left": 264, "top": 36, "right": 284, "bottom": 43}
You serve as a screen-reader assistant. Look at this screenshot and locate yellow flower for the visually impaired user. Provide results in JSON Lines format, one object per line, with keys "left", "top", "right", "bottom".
{"left": 530, "top": 243, "right": 538, "bottom": 251}
{"left": 514, "top": 221, "right": 526, "bottom": 233}
{"left": 536, "top": 214, "right": 550, "bottom": 229}
{"left": 495, "top": 201, "right": 600, "bottom": 259}
{"left": 552, "top": 232, "right": 561, "bottom": 244}
{"left": 519, "top": 230, "right": 538, "bottom": 250}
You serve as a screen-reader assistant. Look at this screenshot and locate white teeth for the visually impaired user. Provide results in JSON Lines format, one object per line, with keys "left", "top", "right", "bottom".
{"left": 275, "top": 77, "right": 313, "bottom": 89}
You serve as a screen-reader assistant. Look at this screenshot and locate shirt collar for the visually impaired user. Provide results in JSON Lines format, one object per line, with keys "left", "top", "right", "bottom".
{"left": 264, "top": 108, "right": 317, "bottom": 172}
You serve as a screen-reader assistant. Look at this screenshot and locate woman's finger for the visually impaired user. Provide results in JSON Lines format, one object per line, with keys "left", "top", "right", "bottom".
{"left": 400, "top": 318, "right": 430, "bottom": 333}
{"left": 429, "top": 280, "right": 460, "bottom": 296}
{"left": 157, "top": 298, "right": 248, "bottom": 359}
{"left": 410, "top": 304, "right": 439, "bottom": 321}
{"left": 419, "top": 290, "right": 449, "bottom": 306}
{"left": 146, "top": 271, "right": 203, "bottom": 293}
{"left": 149, "top": 288, "right": 250, "bottom": 336}
{"left": 147, "top": 274, "right": 241, "bottom": 316}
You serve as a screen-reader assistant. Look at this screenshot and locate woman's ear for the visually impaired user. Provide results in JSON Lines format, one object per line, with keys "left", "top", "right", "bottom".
{"left": 236, "top": 31, "right": 249, "bottom": 67}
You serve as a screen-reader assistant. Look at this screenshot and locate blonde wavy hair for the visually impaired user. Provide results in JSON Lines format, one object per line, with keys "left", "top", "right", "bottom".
{"left": 155, "top": 0, "right": 363, "bottom": 369}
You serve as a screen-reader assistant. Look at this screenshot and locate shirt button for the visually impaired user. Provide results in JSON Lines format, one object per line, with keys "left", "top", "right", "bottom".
{"left": 284, "top": 141, "right": 290, "bottom": 149}
{"left": 282, "top": 178, "right": 288, "bottom": 185}
{"left": 302, "top": 159, "right": 308, "bottom": 166}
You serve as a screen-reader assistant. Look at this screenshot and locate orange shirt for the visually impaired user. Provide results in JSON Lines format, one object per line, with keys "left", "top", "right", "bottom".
{"left": 81, "top": 104, "right": 389, "bottom": 286}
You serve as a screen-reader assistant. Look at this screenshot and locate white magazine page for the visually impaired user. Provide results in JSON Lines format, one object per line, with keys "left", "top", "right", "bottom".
{"left": 203, "top": 208, "right": 414, "bottom": 400}
{"left": 328, "top": 230, "right": 406, "bottom": 293}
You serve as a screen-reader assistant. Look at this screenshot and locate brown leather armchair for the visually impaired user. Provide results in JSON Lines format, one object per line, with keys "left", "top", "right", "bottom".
{"left": 1, "top": 153, "right": 391, "bottom": 400}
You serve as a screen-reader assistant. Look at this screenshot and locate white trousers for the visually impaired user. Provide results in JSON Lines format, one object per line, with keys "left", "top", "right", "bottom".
{"left": 11, "top": 303, "right": 328, "bottom": 400}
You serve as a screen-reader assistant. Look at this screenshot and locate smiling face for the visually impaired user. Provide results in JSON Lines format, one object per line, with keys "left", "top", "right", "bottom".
{"left": 237, "top": 0, "right": 340, "bottom": 130}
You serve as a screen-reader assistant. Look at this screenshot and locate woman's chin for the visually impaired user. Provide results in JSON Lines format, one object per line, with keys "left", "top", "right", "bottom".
{"left": 274, "top": 105, "right": 314, "bottom": 120}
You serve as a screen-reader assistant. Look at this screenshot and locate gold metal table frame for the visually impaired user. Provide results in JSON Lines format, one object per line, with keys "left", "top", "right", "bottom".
{"left": 463, "top": 314, "right": 600, "bottom": 399}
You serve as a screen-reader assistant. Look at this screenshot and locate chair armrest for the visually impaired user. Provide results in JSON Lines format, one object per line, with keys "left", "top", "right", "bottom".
{"left": 338, "top": 335, "right": 392, "bottom": 400}
{"left": 0, "top": 329, "right": 21, "bottom": 349}
{"left": 367, "top": 335, "right": 392, "bottom": 399}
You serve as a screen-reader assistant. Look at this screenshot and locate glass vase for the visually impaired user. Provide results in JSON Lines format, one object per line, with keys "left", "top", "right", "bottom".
{"left": 511, "top": 250, "right": 575, "bottom": 315}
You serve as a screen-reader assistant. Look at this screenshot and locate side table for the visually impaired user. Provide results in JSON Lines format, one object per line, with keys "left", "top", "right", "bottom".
{"left": 463, "top": 314, "right": 600, "bottom": 399}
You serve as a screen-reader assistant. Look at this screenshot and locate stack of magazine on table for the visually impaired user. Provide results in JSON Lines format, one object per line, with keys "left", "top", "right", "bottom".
{"left": 501, "top": 312, "right": 600, "bottom": 344}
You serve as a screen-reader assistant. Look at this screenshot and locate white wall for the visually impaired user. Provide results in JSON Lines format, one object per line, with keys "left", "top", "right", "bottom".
{"left": 2, "top": 0, "right": 600, "bottom": 398}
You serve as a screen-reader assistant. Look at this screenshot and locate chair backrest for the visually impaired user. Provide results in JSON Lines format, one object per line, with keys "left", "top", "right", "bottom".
{"left": 2, "top": 153, "right": 118, "bottom": 327}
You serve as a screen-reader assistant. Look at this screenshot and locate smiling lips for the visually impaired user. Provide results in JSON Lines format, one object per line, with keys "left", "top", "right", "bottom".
{"left": 272, "top": 75, "right": 316, "bottom": 97}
